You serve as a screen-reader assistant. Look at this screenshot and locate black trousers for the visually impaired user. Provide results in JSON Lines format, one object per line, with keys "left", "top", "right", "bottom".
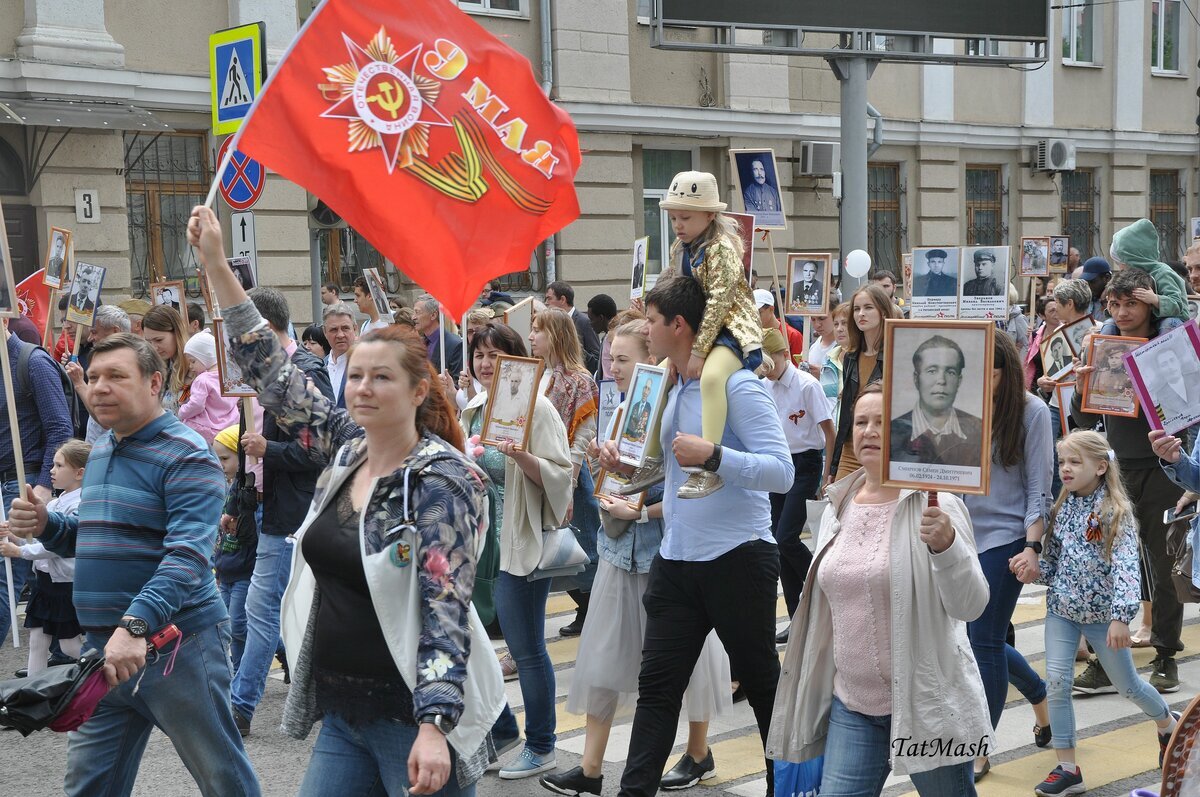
{"left": 769, "top": 449, "right": 821, "bottom": 617}
{"left": 618, "top": 540, "right": 781, "bottom": 797}
{"left": 1123, "top": 466, "right": 1184, "bottom": 658}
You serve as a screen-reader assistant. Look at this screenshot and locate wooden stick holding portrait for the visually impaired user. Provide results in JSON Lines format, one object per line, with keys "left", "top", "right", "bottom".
{"left": 480, "top": 354, "right": 543, "bottom": 449}
{"left": 881, "top": 319, "right": 995, "bottom": 494}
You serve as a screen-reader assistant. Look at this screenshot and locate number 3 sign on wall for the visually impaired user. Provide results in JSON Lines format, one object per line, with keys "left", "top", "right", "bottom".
{"left": 75, "top": 189, "right": 101, "bottom": 224}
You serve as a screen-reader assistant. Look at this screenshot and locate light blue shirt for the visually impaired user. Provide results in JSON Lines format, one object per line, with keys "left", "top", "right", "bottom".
{"left": 658, "top": 370, "right": 794, "bottom": 562}
{"left": 1161, "top": 432, "right": 1200, "bottom": 589}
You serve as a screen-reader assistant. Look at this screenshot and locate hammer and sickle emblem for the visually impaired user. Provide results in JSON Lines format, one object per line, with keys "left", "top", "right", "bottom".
{"left": 367, "top": 80, "right": 405, "bottom": 119}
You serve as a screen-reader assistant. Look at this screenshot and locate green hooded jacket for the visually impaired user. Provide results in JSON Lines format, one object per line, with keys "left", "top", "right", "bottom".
{"left": 1110, "top": 218, "right": 1189, "bottom": 320}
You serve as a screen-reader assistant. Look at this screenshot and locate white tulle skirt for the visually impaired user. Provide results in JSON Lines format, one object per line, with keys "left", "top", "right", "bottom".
{"left": 566, "top": 558, "right": 733, "bottom": 724}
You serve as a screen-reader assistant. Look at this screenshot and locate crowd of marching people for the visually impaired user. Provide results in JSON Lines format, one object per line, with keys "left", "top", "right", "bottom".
{"left": 1, "top": 171, "right": 1200, "bottom": 797}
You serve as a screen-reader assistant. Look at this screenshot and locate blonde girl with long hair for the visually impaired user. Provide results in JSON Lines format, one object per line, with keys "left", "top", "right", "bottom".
{"left": 1015, "top": 430, "right": 1177, "bottom": 795}
{"left": 623, "top": 171, "right": 763, "bottom": 501}
{"left": 141, "top": 304, "right": 191, "bottom": 414}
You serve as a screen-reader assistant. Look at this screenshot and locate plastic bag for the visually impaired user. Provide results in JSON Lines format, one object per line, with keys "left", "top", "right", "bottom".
{"left": 773, "top": 756, "right": 823, "bottom": 797}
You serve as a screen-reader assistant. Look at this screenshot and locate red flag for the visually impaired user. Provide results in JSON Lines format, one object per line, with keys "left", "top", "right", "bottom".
{"left": 16, "top": 269, "right": 49, "bottom": 336}
{"left": 234, "top": 0, "right": 581, "bottom": 319}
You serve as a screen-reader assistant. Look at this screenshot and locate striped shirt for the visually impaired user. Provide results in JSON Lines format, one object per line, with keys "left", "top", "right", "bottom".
{"left": 39, "top": 412, "right": 228, "bottom": 635}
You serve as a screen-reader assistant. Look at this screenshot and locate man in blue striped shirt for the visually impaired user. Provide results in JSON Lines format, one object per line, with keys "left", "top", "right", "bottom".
{"left": 11, "top": 333, "right": 260, "bottom": 796}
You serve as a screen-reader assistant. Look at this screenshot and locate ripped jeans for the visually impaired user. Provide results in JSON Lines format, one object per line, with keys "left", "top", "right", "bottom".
{"left": 1043, "top": 612, "right": 1170, "bottom": 750}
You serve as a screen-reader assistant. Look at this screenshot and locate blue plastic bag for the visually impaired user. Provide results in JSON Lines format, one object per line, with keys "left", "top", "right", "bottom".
{"left": 773, "top": 756, "right": 823, "bottom": 797}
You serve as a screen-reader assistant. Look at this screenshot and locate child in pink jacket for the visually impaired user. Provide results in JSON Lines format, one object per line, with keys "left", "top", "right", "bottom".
{"left": 179, "top": 330, "right": 239, "bottom": 444}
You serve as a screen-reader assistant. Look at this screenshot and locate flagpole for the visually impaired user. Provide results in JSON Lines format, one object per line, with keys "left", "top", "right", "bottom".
{"left": 439, "top": 308, "right": 447, "bottom": 373}
{"left": 0, "top": 327, "right": 29, "bottom": 539}
{"left": 204, "top": 143, "right": 236, "bottom": 209}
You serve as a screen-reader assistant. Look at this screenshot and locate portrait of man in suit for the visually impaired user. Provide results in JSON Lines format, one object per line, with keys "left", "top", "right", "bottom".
{"left": 1150, "top": 344, "right": 1200, "bottom": 422}
{"left": 47, "top": 231, "right": 67, "bottom": 285}
{"left": 1043, "top": 336, "right": 1072, "bottom": 379}
{"left": 624, "top": 380, "right": 654, "bottom": 442}
{"left": 963, "top": 249, "right": 1003, "bottom": 297}
{"left": 914, "top": 249, "right": 957, "bottom": 297}
{"left": 69, "top": 264, "right": 103, "bottom": 319}
{"left": 890, "top": 334, "right": 985, "bottom": 468}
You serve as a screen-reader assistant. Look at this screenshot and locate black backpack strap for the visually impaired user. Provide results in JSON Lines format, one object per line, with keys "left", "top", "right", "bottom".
{"left": 15, "top": 341, "right": 35, "bottom": 401}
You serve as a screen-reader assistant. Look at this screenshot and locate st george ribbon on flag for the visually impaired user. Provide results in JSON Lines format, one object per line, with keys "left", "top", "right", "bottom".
{"left": 229, "top": 0, "right": 582, "bottom": 319}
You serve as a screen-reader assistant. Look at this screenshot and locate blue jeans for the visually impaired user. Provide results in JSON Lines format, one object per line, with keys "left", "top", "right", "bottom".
{"left": 65, "top": 621, "right": 260, "bottom": 796}
{"left": 1006, "top": 644, "right": 1047, "bottom": 705}
{"left": 0, "top": 477, "right": 36, "bottom": 644}
{"left": 219, "top": 579, "right": 251, "bottom": 670}
{"left": 820, "top": 696, "right": 976, "bottom": 797}
{"left": 1044, "top": 612, "right": 1170, "bottom": 750}
{"left": 967, "top": 538, "right": 1026, "bottom": 729}
{"left": 231, "top": 532, "right": 292, "bottom": 720}
{"left": 299, "top": 713, "right": 473, "bottom": 797}
{"left": 495, "top": 570, "right": 555, "bottom": 754}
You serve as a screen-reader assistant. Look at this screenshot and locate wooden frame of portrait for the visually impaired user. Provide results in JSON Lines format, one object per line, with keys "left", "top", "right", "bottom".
{"left": 1053, "top": 382, "right": 1076, "bottom": 437}
{"left": 1060, "top": 315, "right": 1096, "bottom": 358}
{"left": 0, "top": 199, "right": 18, "bottom": 318}
{"left": 784, "top": 253, "right": 832, "bottom": 317}
{"left": 64, "top": 261, "right": 106, "bottom": 327}
{"left": 616, "top": 362, "right": 670, "bottom": 468}
{"left": 1079, "top": 333, "right": 1146, "bottom": 418}
{"left": 727, "top": 148, "right": 786, "bottom": 230}
{"left": 1122, "top": 322, "right": 1200, "bottom": 435}
{"left": 212, "top": 319, "right": 258, "bottom": 398}
{"left": 42, "top": 227, "right": 73, "bottom": 290}
{"left": 480, "top": 353, "right": 544, "bottom": 449}
{"left": 1040, "top": 326, "right": 1076, "bottom": 382}
{"left": 1048, "top": 236, "right": 1071, "bottom": 273}
{"left": 503, "top": 296, "right": 534, "bottom": 345}
{"left": 880, "top": 319, "right": 995, "bottom": 494}
{"left": 1018, "top": 236, "right": 1051, "bottom": 277}
{"left": 150, "top": 279, "right": 190, "bottom": 331}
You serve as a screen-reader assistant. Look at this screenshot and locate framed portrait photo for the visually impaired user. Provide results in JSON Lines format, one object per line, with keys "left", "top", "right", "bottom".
{"left": 597, "top": 379, "right": 622, "bottom": 445}
{"left": 630, "top": 236, "right": 649, "bottom": 301}
{"left": 1053, "top": 382, "right": 1076, "bottom": 436}
{"left": 784, "top": 253, "right": 832, "bottom": 316}
{"left": 212, "top": 319, "right": 258, "bottom": 398}
{"left": 902, "top": 252, "right": 914, "bottom": 300}
{"left": 228, "top": 256, "right": 256, "bottom": 291}
{"left": 1123, "top": 322, "right": 1200, "bottom": 435}
{"left": 1191, "top": 217, "right": 1200, "bottom": 240}
{"left": 1080, "top": 334, "right": 1147, "bottom": 417}
{"left": 1061, "top": 315, "right": 1096, "bottom": 358}
{"left": 65, "top": 261, "right": 106, "bottom": 327}
{"left": 480, "top": 354, "right": 544, "bottom": 449}
{"left": 1048, "top": 236, "right": 1070, "bottom": 271}
{"left": 728, "top": 149, "right": 786, "bottom": 230}
{"left": 724, "top": 211, "right": 756, "bottom": 283}
{"left": 503, "top": 296, "right": 534, "bottom": 344}
{"left": 1187, "top": 296, "right": 1200, "bottom": 324}
{"left": 617, "top": 363, "right": 669, "bottom": 468}
{"left": 1018, "top": 237, "right": 1050, "bottom": 277}
{"left": 881, "top": 319, "right": 995, "bottom": 494}
{"left": 362, "top": 267, "right": 394, "bottom": 322}
{"left": 43, "top": 227, "right": 72, "bottom": 290}
{"left": 1040, "top": 327, "right": 1076, "bottom": 382}
{"left": 151, "top": 280, "right": 184, "bottom": 309}
{"left": 908, "top": 246, "right": 961, "bottom": 319}
{"left": 594, "top": 465, "right": 646, "bottom": 512}
{"left": 0, "top": 200, "right": 18, "bottom": 317}
{"left": 959, "top": 246, "right": 1010, "bottom": 321}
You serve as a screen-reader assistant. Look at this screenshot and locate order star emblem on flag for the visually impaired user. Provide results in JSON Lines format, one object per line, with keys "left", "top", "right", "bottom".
{"left": 319, "top": 28, "right": 451, "bottom": 173}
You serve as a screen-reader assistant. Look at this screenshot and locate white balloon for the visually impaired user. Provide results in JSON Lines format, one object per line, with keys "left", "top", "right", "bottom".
{"left": 844, "top": 249, "right": 872, "bottom": 278}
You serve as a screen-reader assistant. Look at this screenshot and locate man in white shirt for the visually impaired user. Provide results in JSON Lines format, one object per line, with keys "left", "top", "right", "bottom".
{"left": 322, "top": 303, "right": 357, "bottom": 409}
{"left": 353, "top": 276, "right": 391, "bottom": 335}
{"left": 806, "top": 313, "right": 837, "bottom": 377}
{"left": 759, "top": 328, "right": 834, "bottom": 640}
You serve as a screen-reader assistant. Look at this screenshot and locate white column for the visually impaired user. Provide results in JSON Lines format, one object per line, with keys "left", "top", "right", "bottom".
{"left": 1113, "top": 0, "right": 1144, "bottom": 131}
{"left": 16, "top": 0, "right": 125, "bottom": 68}
{"left": 228, "top": 0, "right": 298, "bottom": 66}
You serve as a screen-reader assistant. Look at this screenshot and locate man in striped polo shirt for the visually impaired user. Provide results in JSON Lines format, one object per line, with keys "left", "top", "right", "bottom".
{"left": 10, "top": 333, "right": 260, "bottom": 796}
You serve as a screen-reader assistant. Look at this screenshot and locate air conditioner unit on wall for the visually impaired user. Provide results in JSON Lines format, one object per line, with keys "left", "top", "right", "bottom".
{"left": 797, "top": 141, "right": 840, "bottom": 177}
{"left": 1034, "top": 138, "right": 1077, "bottom": 172}
{"left": 308, "top": 194, "right": 348, "bottom": 229}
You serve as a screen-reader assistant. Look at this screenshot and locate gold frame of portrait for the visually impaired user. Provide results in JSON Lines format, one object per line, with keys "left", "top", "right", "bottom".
{"left": 42, "top": 226, "right": 73, "bottom": 290}
{"left": 880, "top": 318, "right": 995, "bottom": 495}
{"left": 1079, "top": 333, "right": 1146, "bottom": 418}
{"left": 1048, "top": 236, "right": 1071, "bottom": 274}
{"left": 480, "top": 353, "right": 544, "bottom": 450}
{"left": 1018, "top": 236, "right": 1051, "bottom": 277}
{"left": 784, "top": 252, "right": 833, "bottom": 317}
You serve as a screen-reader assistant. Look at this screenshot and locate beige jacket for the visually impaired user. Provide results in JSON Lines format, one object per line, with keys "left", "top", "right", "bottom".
{"left": 462, "top": 391, "right": 572, "bottom": 577}
{"left": 765, "top": 470, "right": 992, "bottom": 776}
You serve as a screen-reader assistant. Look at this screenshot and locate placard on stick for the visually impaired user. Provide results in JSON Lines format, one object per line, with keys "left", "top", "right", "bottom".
{"left": 64, "top": 262, "right": 106, "bottom": 327}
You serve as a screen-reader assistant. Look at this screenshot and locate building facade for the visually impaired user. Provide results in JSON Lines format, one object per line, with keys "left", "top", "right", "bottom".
{"left": 0, "top": 0, "right": 1196, "bottom": 324}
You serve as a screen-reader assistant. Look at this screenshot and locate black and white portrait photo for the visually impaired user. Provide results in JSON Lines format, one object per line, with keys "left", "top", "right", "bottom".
{"left": 785, "top": 253, "right": 831, "bottom": 316}
{"left": 630, "top": 236, "right": 649, "bottom": 301}
{"left": 1125, "top": 324, "right": 1200, "bottom": 435}
{"left": 1049, "top": 236, "right": 1069, "bottom": 267}
{"left": 43, "top": 227, "right": 72, "bottom": 290}
{"left": 882, "top": 320, "right": 995, "bottom": 493}
{"left": 363, "top": 267, "right": 393, "bottom": 322}
{"left": 959, "top": 246, "right": 1010, "bottom": 321}
{"left": 151, "top": 280, "right": 184, "bottom": 309}
{"left": 228, "top": 256, "right": 256, "bottom": 291}
{"left": 65, "top": 261, "right": 106, "bottom": 326}
{"left": 1061, "top": 315, "right": 1096, "bottom": 358}
{"left": 1188, "top": 297, "right": 1200, "bottom": 322}
{"left": 481, "top": 354, "right": 543, "bottom": 449}
{"left": 729, "top": 149, "right": 785, "bottom": 230}
{"left": 1041, "top": 330, "right": 1075, "bottom": 381}
{"left": 909, "top": 247, "right": 961, "bottom": 319}
{"left": 1020, "top": 237, "right": 1050, "bottom": 277}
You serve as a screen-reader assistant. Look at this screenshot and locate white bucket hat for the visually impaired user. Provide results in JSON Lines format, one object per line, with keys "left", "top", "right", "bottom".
{"left": 659, "top": 171, "right": 727, "bottom": 212}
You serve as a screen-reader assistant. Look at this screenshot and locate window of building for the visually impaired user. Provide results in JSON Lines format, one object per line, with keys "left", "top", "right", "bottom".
{"left": 1150, "top": 170, "right": 1186, "bottom": 260}
{"left": 867, "top": 163, "right": 906, "bottom": 276}
{"left": 967, "top": 39, "right": 1000, "bottom": 57}
{"left": 1152, "top": 0, "right": 1181, "bottom": 72}
{"left": 317, "top": 226, "right": 389, "bottom": 294}
{"left": 965, "top": 166, "right": 1007, "bottom": 246}
{"left": 457, "top": 0, "right": 525, "bottom": 16}
{"left": 1061, "top": 0, "right": 1096, "bottom": 64}
{"left": 641, "top": 148, "right": 692, "bottom": 278}
{"left": 1060, "top": 168, "right": 1099, "bottom": 261}
{"left": 124, "top": 132, "right": 210, "bottom": 298}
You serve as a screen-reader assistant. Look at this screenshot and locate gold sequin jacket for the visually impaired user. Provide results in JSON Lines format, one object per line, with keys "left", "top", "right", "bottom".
{"left": 664, "top": 237, "right": 763, "bottom": 359}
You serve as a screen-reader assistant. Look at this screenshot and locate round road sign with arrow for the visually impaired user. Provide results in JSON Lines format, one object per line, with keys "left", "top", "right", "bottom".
{"left": 217, "top": 136, "right": 265, "bottom": 211}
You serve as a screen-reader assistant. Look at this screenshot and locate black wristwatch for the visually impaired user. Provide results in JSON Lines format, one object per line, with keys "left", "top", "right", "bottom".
{"left": 1024, "top": 540, "right": 1043, "bottom": 555}
{"left": 118, "top": 616, "right": 149, "bottom": 638}
{"left": 702, "top": 444, "right": 723, "bottom": 472}
{"left": 419, "top": 714, "right": 457, "bottom": 735}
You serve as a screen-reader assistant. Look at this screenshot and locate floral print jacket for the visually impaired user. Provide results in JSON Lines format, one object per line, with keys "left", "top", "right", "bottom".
{"left": 1037, "top": 485, "right": 1141, "bottom": 625}
{"left": 223, "top": 300, "right": 488, "bottom": 727}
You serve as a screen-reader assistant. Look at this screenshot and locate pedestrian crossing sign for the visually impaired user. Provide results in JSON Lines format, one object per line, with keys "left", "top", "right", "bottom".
{"left": 210, "top": 22, "right": 266, "bottom": 136}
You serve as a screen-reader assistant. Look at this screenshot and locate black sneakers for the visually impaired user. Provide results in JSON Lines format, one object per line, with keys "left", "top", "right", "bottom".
{"left": 660, "top": 750, "right": 716, "bottom": 790}
{"left": 540, "top": 766, "right": 603, "bottom": 796}
{"left": 232, "top": 706, "right": 251, "bottom": 738}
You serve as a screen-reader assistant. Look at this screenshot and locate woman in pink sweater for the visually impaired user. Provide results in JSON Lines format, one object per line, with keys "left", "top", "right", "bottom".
{"left": 179, "top": 330, "right": 239, "bottom": 444}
